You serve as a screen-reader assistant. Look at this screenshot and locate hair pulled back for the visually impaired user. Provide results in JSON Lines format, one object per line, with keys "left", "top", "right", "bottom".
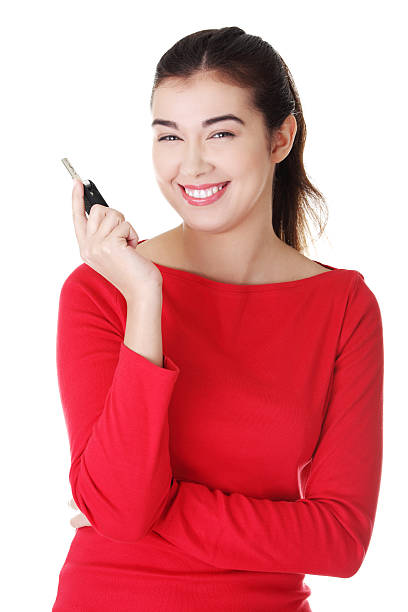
{"left": 150, "top": 27, "right": 328, "bottom": 253}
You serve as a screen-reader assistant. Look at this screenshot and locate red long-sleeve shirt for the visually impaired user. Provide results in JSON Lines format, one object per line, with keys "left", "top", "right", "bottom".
{"left": 52, "top": 240, "right": 384, "bottom": 611}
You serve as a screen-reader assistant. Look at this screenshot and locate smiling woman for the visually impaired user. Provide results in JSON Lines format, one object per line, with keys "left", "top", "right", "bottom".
{"left": 52, "top": 25, "right": 383, "bottom": 612}
{"left": 149, "top": 35, "right": 328, "bottom": 258}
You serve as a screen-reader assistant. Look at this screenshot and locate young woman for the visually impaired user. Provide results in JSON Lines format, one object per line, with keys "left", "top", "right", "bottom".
{"left": 52, "top": 26, "right": 384, "bottom": 612}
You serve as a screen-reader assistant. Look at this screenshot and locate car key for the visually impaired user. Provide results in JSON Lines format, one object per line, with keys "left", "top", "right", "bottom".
{"left": 61, "top": 158, "right": 109, "bottom": 215}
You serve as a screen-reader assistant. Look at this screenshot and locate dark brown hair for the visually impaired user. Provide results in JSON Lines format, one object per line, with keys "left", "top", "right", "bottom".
{"left": 150, "top": 26, "right": 328, "bottom": 253}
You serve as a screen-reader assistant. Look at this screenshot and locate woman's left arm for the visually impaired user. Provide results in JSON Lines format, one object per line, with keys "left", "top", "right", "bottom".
{"left": 70, "top": 274, "right": 384, "bottom": 579}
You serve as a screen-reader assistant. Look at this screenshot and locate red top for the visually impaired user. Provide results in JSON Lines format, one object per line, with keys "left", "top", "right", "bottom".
{"left": 52, "top": 240, "right": 384, "bottom": 612}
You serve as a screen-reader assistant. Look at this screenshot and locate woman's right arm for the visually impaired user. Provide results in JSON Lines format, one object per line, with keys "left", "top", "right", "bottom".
{"left": 57, "top": 265, "right": 180, "bottom": 543}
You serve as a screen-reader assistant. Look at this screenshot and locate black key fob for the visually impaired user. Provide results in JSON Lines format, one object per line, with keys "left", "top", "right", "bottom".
{"left": 82, "top": 179, "right": 109, "bottom": 215}
{"left": 61, "top": 158, "right": 110, "bottom": 215}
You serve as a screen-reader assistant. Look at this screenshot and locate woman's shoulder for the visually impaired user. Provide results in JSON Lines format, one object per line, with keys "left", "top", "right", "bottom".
{"left": 60, "top": 261, "right": 114, "bottom": 294}
{"left": 58, "top": 262, "right": 121, "bottom": 322}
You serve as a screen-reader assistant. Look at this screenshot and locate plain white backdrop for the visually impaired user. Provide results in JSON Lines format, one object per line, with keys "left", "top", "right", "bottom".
{"left": 1, "top": 1, "right": 405, "bottom": 610}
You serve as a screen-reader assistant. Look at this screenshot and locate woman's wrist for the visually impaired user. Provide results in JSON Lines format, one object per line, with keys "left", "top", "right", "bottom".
{"left": 124, "top": 286, "right": 164, "bottom": 368}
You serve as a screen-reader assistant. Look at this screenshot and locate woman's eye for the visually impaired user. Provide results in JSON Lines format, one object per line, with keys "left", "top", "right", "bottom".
{"left": 158, "top": 135, "right": 180, "bottom": 142}
{"left": 212, "top": 131, "right": 234, "bottom": 139}
{"left": 158, "top": 131, "right": 235, "bottom": 142}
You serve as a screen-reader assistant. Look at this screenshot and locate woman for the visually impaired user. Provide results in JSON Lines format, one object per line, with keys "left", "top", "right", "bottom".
{"left": 52, "top": 27, "right": 383, "bottom": 612}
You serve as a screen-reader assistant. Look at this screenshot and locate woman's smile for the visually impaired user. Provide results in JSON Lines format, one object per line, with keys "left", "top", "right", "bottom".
{"left": 178, "top": 181, "right": 230, "bottom": 206}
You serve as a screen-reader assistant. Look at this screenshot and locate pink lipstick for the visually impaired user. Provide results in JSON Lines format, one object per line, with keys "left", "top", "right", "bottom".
{"left": 179, "top": 181, "right": 230, "bottom": 206}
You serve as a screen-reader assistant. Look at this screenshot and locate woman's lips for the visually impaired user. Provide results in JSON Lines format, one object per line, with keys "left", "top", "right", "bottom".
{"left": 183, "top": 181, "right": 227, "bottom": 190}
{"left": 179, "top": 182, "right": 230, "bottom": 206}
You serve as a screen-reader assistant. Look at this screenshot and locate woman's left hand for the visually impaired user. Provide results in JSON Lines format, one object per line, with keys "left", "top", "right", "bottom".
{"left": 68, "top": 497, "right": 92, "bottom": 528}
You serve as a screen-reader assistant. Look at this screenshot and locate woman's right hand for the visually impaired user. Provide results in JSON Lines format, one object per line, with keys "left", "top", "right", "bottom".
{"left": 71, "top": 179, "right": 163, "bottom": 301}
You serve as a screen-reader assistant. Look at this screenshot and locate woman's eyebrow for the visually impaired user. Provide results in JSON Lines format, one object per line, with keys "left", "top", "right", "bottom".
{"left": 151, "top": 114, "right": 246, "bottom": 129}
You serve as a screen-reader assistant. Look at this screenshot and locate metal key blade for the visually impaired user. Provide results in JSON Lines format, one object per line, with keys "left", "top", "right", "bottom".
{"left": 61, "top": 158, "right": 91, "bottom": 187}
{"left": 61, "top": 158, "right": 82, "bottom": 181}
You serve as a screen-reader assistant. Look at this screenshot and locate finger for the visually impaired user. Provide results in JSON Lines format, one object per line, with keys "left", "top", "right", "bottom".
{"left": 70, "top": 512, "right": 92, "bottom": 528}
{"left": 110, "top": 220, "right": 139, "bottom": 248}
{"left": 86, "top": 203, "right": 111, "bottom": 237}
{"left": 67, "top": 497, "right": 78, "bottom": 510}
{"left": 71, "top": 179, "right": 87, "bottom": 248}
{"left": 93, "top": 209, "right": 126, "bottom": 240}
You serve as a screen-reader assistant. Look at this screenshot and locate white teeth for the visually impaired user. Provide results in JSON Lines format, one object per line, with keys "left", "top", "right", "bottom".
{"left": 185, "top": 184, "right": 225, "bottom": 198}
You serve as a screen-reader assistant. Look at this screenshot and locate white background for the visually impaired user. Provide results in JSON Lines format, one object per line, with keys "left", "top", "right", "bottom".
{"left": 1, "top": 1, "right": 405, "bottom": 610}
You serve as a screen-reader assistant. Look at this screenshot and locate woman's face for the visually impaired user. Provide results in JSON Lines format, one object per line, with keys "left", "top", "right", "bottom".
{"left": 151, "top": 72, "right": 292, "bottom": 234}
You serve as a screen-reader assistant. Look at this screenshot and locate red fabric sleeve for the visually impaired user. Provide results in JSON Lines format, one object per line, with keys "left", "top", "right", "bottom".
{"left": 56, "top": 265, "right": 180, "bottom": 543}
{"left": 150, "top": 273, "right": 384, "bottom": 579}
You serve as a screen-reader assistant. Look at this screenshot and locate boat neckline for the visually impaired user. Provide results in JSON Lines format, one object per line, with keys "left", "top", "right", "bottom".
{"left": 138, "top": 240, "right": 345, "bottom": 292}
